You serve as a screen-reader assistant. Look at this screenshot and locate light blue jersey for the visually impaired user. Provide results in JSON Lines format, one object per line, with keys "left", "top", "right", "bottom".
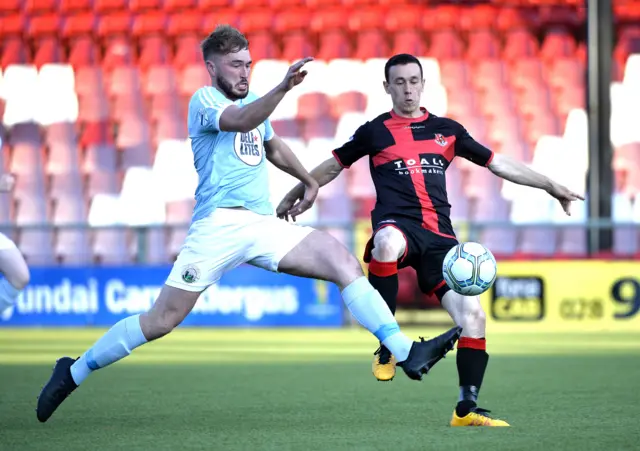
{"left": 188, "top": 86, "right": 275, "bottom": 222}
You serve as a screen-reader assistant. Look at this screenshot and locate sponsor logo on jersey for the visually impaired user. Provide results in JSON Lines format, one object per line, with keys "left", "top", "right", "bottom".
{"left": 392, "top": 155, "right": 446, "bottom": 176}
{"left": 234, "top": 129, "right": 264, "bottom": 166}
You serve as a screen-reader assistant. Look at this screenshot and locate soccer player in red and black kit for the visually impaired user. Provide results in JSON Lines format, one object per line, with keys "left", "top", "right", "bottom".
{"left": 277, "top": 54, "right": 584, "bottom": 427}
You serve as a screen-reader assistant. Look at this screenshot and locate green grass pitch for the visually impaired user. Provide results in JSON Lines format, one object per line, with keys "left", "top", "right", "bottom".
{"left": 1, "top": 327, "right": 639, "bottom": 450}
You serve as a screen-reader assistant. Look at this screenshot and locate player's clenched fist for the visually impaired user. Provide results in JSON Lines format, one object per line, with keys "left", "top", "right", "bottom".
{"left": 279, "top": 57, "right": 313, "bottom": 92}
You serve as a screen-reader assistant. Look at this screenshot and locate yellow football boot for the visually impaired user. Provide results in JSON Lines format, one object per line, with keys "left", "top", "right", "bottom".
{"left": 450, "top": 408, "right": 510, "bottom": 427}
{"left": 372, "top": 346, "right": 396, "bottom": 381}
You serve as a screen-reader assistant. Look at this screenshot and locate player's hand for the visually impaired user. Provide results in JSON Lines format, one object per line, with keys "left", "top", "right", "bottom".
{"left": 547, "top": 182, "right": 585, "bottom": 215}
{"left": 277, "top": 180, "right": 319, "bottom": 222}
{"left": 0, "top": 174, "right": 16, "bottom": 193}
{"left": 279, "top": 57, "right": 313, "bottom": 92}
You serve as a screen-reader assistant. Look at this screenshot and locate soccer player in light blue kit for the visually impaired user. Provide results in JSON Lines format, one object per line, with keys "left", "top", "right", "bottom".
{"left": 36, "top": 25, "right": 461, "bottom": 423}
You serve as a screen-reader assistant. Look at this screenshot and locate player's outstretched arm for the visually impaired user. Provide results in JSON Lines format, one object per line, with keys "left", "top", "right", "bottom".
{"left": 276, "top": 157, "right": 343, "bottom": 222}
{"left": 488, "top": 153, "right": 585, "bottom": 215}
{"left": 219, "top": 57, "right": 313, "bottom": 133}
{"left": 266, "top": 135, "right": 320, "bottom": 220}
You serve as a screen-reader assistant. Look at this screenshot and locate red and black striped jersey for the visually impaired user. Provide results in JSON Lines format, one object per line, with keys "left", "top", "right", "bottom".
{"left": 332, "top": 108, "right": 494, "bottom": 239}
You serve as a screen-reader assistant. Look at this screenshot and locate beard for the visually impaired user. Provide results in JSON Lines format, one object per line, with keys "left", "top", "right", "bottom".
{"left": 216, "top": 75, "right": 248, "bottom": 101}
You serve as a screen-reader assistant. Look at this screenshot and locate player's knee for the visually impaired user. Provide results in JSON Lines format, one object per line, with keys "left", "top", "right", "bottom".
{"left": 461, "top": 298, "right": 486, "bottom": 337}
{"left": 372, "top": 228, "right": 405, "bottom": 262}
{"left": 337, "top": 254, "right": 366, "bottom": 287}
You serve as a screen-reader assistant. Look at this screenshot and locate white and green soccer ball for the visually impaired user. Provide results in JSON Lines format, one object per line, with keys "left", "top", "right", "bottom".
{"left": 442, "top": 242, "right": 497, "bottom": 296}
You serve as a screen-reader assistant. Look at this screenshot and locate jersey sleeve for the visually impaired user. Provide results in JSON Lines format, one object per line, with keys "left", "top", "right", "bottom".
{"left": 263, "top": 118, "right": 275, "bottom": 141}
{"left": 190, "top": 88, "right": 232, "bottom": 134}
{"left": 453, "top": 122, "right": 494, "bottom": 167}
{"left": 332, "top": 123, "right": 371, "bottom": 169}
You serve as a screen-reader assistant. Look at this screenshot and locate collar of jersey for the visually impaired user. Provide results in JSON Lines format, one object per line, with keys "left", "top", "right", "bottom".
{"left": 389, "top": 107, "right": 429, "bottom": 123}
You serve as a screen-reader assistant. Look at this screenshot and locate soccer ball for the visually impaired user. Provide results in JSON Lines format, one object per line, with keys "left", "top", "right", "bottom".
{"left": 442, "top": 242, "right": 497, "bottom": 296}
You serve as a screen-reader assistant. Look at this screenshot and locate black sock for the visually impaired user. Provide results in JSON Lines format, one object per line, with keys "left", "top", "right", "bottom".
{"left": 455, "top": 338, "right": 489, "bottom": 417}
{"left": 367, "top": 258, "right": 399, "bottom": 315}
{"left": 368, "top": 272, "right": 398, "bottom": 314}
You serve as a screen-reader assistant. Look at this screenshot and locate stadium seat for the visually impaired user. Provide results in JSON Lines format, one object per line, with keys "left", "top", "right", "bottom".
{"left": 108, "top": 66, "right": 142, "bottom": 97}
{"left": 152, "top": 139, "right": 198, "bottom": 202}
{"left": 301, "top": 118, "right": 336, "bottom": 141}
{"left": 466, "top": 30, "right": 501, "bottom": 61}
{"left": 439, "top": 60, "right": 469, "bottom": 90}
{"left": 271, "top": 119, "right": 301, "bottom": 138}
{"left": 612, "top": 193, "right": 638, "bottom": 256}
{"left": 45, "top": 122, "right": 77, "bottom": 149}
{"left": 80, "top": 121, "right": 113, "bottom": 148}
{"left": 471, "top": 60, "right": 507, "bottom": 92}
{"left": 540, "top": 27, "right": 577, "bottom": 61}
{"left": 88, "top": 194, "right": 130, "bottom": 264}
{"left": 326, "top": 59, "right": 366, "bottom": 97}
{"left": 78, "top": 95, "right": 110, "bottom": 122}
{"left": 297, "top": 93, "right": 332, "bottom": 120}
{"left": 552, "top": 195, "right": 587, "bottom": 256}
{"left": 46, "top": 142, "right": 81, "bottom": 175}
{"left": 154, "top": 116, "right": 188, "bottom": 142}
{"left": 14, "top": 173, "right": 46, "bottom": 203}
{"left": 173, "top": 35, "right": 202, "bottom": 69}
{"left": 347, "top": 158, "right": 376, "bottom": 199}
{"left": 120, "top": 167, "right": 166, "bottom": 226}
{"left": 280, "top": 32, "right": 313, "bottom": 62}
{"left": 510, "top": 190, "right": 557, "bottom": 256}
{"left": 429, "top": 31, "right": 465, "bottom": 60}
{"left": 10, "top": 143, "right": 44, "bottom": 176}
{"left": 84, "top": 144, "right": 118, "bottom": 174}
{"left": 249, "top": 59, "right": 291, "bottom": 96}
{"left": 60, "top": 0, "right": 93, "bottom": 13}
{"left": 178, "top": 64, "right": 210, "bottom": 97}
{"left": 50, "top": 173, "right": 84, "bottom": 201}
{"left": 112, "top": 95, "right": 145, "bottom": 122}
{"left": 331, "top": 92, "right": 367, "bottom": 118}
{"left": 502, "top": 29, "right": 538, "bottom": 60}
{"left": 144, "top": 65, "right": 178, "bottom": 96}
{"left": 149, "top": 93, "right": 183, "bottom": 123}
{"left": 18, "top": 228, "right": 55, "bottom": 264}
{"left": 473, "top": 195, "right": 517, "bottom": 256}
{"left": 55, "top": 225, "right": 93, "bottom": 264}
{"left": 138, "top": 36, "right": 171, "bottom": 71}
{"left": 624, "top": 54, "right": 640, "bottom": 86}
{"left": 335, "top": 112, "right": 367, "bottom": 145}
{"left": 446, "top": 163, "right": 470, "bottom": 222}
{"left": 87, "top": 171, "right": 119, "bottom": 198}
{"left": 121, "top": 142, "right": 154, "bottom": 169}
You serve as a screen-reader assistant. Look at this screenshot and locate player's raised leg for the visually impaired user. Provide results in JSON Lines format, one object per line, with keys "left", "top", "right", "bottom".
{"left": 36, "top": 285, "right": 201, "bottom": 423}
{"left": 0, "top": 234, "right": 30, "bottom": 316}
{"left": 273, "top": 229, "right": 461, "bottom": 381}
{"left": 441, "top": 291, "right": 509, "bottom": 426}
{"left": 366, "top": 226, "right": 407, "bottom": 381}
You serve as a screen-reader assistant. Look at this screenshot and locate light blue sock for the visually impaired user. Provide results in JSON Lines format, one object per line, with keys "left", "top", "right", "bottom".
{"left": 70, "top": 314, "right": 148, "bottom": 385}
{"left": 342, "top": 277, "right": 412, "bottom": 362}
{"left": 0, "top": 277, "right": 21, "bottom": 314}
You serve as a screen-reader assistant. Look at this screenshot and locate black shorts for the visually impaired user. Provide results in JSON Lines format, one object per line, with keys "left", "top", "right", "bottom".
{"left": 363, "top": 217, "right": 459, "bottom": 300}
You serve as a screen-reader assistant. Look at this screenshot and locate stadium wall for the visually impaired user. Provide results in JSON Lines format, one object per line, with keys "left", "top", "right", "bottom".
{"left": 0, "top": 265, "right": 344, "bottom": 327}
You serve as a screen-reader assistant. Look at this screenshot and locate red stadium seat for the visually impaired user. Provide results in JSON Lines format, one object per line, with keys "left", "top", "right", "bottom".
{"left": 271, "top": 119, "right": 301, "bottom": 138}
{"left": 523, "top": 115, "right": 559, "bottom": 148}
{"left": 274, "top": 8, "right": 310, "bottom": 34}
{"left": 311, "top": 8, "right": 348, "bottom": 32}
{"left": 245, "top": 32, "right": 277, "bottom": 60}
{"left": 540, "top": 27, "right": 576, "bottom": 61}
{"left": 281, "top": 31, "right": 313, "bottom": 61}
{"left": 304, "top": 0, "right": 341, "bottom": 8}
{"left": 133, "top": 12, "right": 168, "bottom": 36}
{"left": 178, "top": 64, "right": 209, "bottom": 96}
{"left": 75, "top": 66, "right": 106, "bottom": 97}
{"left": 355, "top": 31, "right": 389, "bottom": 60}
{"left": 131, "top": 0, "right": 163, "bottom": 12}
{"left": 83, "top": 143, "right": 116, "bottom": 175}
{"left": 331, "top": 92, "right": 367, "bottom": 118}
{"left": 385, "top": 6, "right": 422, "bottom": 32}
{"left": 238, "top": 9, "right": 273, "bottom": 33}
{"left": 80, "top": 122, "right": 114, "bottom": 148}
{"left": 471, "top": 60, "right": 507, "bottom": 92}
{"left": 108, "top": 66, "right": 142, "bottom": 97}
{"left": 459, "top": 4, "right": 498, "bottom": 31}
{"left": 112, "top": 95, "right": 145, "bottom": 121}
{"left": 68, "top": 37, "right": 100, "bottom": 67}
{"left": 149, "top": 92, "right": 183, "bottom": 122}
{"left": 496, "top": 7, "right": 538, "bottom": 31}
{"left": 202, "top": 12, "right": 240, "bottom": 32}
{"left": 502, "top": 29, "right": 538, "bottom": 60}
{"left": 342, "top": 0, "right": 378, "bottom": 7}
{"left": 301, "top": 118, "right": 337, "bottom": 141}
{"left": 154, "top": 115, "right": 188, "bottom": 142}
{"left": 270, "top": 0, "right": 303, "bottom": 8}
{"left": 297, "top": 93, "right": 332, "bottom": 120}
{"left": 144, "top": 65, "right": 177, "bottom": 96}
{"left": 0, "top": 0, "right": 21, "bottom": 14}
{"left": 139, "top": 36, "right": 171, "bottom": 70}
{"left": 62, "top": 13, "right": 97, "bottom": 38}
{"left": 164, "top": 0, "right": 196, "bottom": 11}
{"left": 60, "top": 0, "right": 92, "bottom": 13}
{"left": 95, "top": 0, "right": 127, "bottom": 13}
{"left": 421, "top": 5, "right": 460, "bottom": 32}
{"left": 429, "top": 31, "right": 464, "bottom": 60}
{"left": 509, "top": 58, "right": 544, "bottom": 91}
{"left": 26, "top": 0, "right": 59, "bottom": 14}
{"left": 391, "top": 30, "right": 427, "bottom": 57}
{"left": 234, "top": 0, "right": 269, "bottom": 8}
{"left": 348, "top": 8, "right": 385, "bottom": 32}
{"left": 168, "top": 12, "right": 202, "bottom": 36}
{"left": 98, "top": 12, "right": 132, "bottom": 38}
{"left": 439, "top": 60, "right": 469, "bottom": 90}
{"left": 317, "top": 31, "right": 351, "bottom": 60}
{"left": 173, "top": 35, "right": 202, "bottom": 69}
{"left": 0, "top": 16, "right": 30, "bottom": 68}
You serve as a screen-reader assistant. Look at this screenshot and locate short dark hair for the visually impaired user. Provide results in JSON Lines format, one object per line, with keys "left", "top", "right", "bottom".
{"left": 200, "top": 24, "right": 249, "bottom": 60}
{"left": 384, "top": 54, "right": 423, "bottom": 82}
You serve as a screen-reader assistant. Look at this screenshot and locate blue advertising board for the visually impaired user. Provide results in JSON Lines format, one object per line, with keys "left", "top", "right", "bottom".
{"left": 0, "top": 266, "right": 344, "bottom": 327}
